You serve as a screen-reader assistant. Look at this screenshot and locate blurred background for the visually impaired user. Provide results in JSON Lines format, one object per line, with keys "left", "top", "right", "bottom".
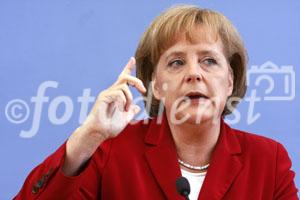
{"left": 0, "top": 0, "right": 299, "bottom": 199}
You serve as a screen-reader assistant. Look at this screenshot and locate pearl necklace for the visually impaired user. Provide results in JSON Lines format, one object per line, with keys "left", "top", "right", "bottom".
{"left": 178, "top": 159, "right": 210, "bottom": 171}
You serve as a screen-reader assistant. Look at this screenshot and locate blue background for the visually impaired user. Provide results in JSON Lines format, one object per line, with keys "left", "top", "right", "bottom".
{"left": 0, "top": 0, "right": 299, "bottom": 199}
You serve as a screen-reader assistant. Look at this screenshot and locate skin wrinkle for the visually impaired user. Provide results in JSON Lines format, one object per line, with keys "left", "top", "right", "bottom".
{"left": 151, "top": 25, "right": 233, "bottom": 170}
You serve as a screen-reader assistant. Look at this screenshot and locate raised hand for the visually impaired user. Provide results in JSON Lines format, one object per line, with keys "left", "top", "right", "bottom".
{"left": 63, "top": 57, "right": 146, "bottom": 176}
{"left": 83, "top": 57, "right": 146, "bottom": 139}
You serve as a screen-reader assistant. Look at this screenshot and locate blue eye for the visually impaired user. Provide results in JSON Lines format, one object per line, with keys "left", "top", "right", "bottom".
{"left": 202, "top": 58, "right": 217, "bottom": 66}
{"left": 168, "top": 59, "right": 184, "bottom": 68}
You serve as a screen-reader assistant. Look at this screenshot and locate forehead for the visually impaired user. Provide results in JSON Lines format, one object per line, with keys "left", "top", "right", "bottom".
{"left": 161, "top": 26, "right": 225, "bottom": 59}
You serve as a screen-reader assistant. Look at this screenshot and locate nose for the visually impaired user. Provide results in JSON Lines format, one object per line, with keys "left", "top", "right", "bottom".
{"left": 185, "top": 74, "right": 201, "bottom": 82}
{"left": 184, "top": 62, "right": 203, "bottom": 83}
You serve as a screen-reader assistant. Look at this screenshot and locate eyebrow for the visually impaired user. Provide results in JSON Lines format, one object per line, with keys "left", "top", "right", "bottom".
{"left": 165, "top": 51, "right": 186, "bottom": 61}
{"left": 165, "top": 49, "right": 221, "bottom": 61}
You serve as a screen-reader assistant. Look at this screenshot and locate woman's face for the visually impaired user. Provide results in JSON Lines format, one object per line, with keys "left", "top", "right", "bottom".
{"left": 152, "top": 26, "right": 233, "bottom": 124}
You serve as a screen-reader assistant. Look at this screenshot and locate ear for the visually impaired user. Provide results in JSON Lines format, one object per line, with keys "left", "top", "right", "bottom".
{"left": 151, "top": 75, "right": 162, "bottom": 100}
{"left": 227, "top": 67, "right": 234, "bottom": 96}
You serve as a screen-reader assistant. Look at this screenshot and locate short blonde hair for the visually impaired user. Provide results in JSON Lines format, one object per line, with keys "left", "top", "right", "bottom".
{"left": 135, "top": 5, "right": 247, "bottom": 117}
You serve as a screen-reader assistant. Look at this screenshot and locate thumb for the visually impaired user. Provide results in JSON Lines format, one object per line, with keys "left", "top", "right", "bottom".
{"left": 126, "top": 105, "right": 141, "bottom": 123}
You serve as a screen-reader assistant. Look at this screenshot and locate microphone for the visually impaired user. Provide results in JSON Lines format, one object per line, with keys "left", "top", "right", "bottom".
{"left": 176, "top": 176, "right": 190, "bottom": 200}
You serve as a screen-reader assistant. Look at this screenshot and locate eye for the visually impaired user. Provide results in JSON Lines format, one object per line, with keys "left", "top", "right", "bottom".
{"left": 202, "top": 58, "right": 217, "bottom": 66}
{"left": 167, "top": 59, "right": 185, "bottom": 68}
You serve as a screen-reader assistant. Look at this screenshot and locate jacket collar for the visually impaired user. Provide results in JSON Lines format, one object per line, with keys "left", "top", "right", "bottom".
{"left": 144, "top": 113, "right": 243, "bottom": 200}
{"left": 198, "top": 118, "right": 242, "bottom": 200}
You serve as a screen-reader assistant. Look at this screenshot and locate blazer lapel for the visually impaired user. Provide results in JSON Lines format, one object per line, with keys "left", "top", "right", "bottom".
{"left": 144, "top": 114, "right": 243, "bottom": 200}
{"left": 144, "top": 114, "right": 183, "bottom": 200}
{"left": 198, "top": 120, "right": 243, "bottom": 200}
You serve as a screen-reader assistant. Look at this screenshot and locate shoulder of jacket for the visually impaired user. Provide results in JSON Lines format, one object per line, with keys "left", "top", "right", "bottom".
{"left": 230, "top": 127, "right": 280, "bottom": 158}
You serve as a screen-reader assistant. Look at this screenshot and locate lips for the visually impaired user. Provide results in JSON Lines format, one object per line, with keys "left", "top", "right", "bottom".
{"left": 184, "top": 91, "right": 208, "bottom": 100}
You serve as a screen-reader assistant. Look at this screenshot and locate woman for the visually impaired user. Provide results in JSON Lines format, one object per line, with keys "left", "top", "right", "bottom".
{"left": 14, "top": 5, "right": 298, "bottom": 200}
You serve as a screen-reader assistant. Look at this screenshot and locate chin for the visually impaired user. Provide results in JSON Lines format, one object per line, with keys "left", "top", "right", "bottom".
{"left": 173, "top": 108, "right": 216, "bottom": 125}
{"left": 188, "top": 112, "right": 213, "bottom": 125}
{"left": 166, "top": 100, "right": 223, "bottom": 125}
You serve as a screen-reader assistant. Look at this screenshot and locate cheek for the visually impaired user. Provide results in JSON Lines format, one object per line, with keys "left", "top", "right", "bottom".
{"left": 155, "top": 75, "right": 179, "bottom": 96}
{"left": 208, "top": 76, "right": 231, "bottom": 101}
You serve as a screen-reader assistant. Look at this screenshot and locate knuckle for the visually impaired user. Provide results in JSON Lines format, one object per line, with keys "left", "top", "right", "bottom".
{"left": 116, "top": 90, "right": 123, "bottom": 96}
{"left": 97, "top": 91, "right": 106, "bottom": 99}
{"left": 120, "top": 83, "right": 128, "bottom": 89}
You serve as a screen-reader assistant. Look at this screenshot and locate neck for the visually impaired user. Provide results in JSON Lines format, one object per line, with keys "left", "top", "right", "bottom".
{"left": 166, "top": 114, "right": 221, "bottom": 167}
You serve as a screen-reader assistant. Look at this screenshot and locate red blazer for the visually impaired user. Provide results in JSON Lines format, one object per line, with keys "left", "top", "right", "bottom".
{"left": 14, "top": 114, "right": 298, "bottom": 200}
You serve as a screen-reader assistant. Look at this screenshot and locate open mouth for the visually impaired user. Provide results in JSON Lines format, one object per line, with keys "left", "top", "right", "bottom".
{"left": 185, "top": 92, "right": 209, "bottom": 100}
{"left": 176, "top": 91, "right": 210, "bottom": 108}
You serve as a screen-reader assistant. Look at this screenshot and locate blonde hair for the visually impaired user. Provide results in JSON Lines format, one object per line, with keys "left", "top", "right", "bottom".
{"left": 135, "top": 5, "right": 247, "bottom": 117}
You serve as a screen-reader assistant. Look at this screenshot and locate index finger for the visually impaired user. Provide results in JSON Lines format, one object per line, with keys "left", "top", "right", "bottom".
{"left": 121, "top": 57, "right": 136, "bottom": 75}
